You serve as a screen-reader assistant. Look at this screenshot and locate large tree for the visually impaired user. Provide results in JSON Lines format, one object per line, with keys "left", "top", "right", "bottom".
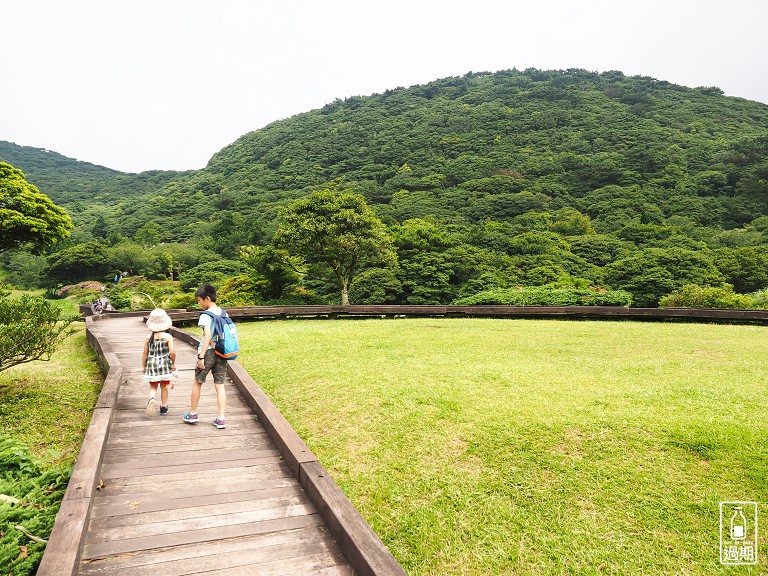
{"left": 275, "top": 189, "right": 394, "bottom": 305}
{"left": 0, "top": 162, "right": 72, "bottom": 254}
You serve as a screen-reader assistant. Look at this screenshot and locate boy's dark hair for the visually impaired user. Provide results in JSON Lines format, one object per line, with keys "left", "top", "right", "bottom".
{"left": 194, "top": 284, "right": 217, "bottom": 302}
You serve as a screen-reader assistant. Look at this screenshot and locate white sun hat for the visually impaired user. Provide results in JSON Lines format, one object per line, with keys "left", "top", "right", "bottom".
{"left": 146, "top": 308, "right": 172, "bottom": 332}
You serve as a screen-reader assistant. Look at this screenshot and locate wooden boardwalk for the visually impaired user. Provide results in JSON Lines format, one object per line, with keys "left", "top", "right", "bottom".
{"left": 39, "top": 314, "right": 405, "bottom": 576}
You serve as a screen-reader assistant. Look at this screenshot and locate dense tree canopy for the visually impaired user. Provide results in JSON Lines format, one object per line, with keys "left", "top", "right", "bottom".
{"left": 275, "top": 190, "right": 394, "bottom": 304}
{"left": 3, "top": 68, "right": 768, "bottom": 306}
{"left": 0, "top": 162, "right": 72, "bottom": 254}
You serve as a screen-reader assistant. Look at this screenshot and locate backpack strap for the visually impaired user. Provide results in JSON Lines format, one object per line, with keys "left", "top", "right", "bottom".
{"left": 201, "top": 310, "right": 218, "bottom": 340}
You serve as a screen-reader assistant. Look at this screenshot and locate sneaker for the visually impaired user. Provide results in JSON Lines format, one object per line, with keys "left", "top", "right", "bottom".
{"left": 212, "top": 417, "right": 226, "bottom": 429}
{"left": 146, "top": 397, "right": 157, "bottom": 417}
{"left": 159, "top": 405, "right": 168, "bottom": 415}
{"left": 182, "top": 412, "right": 198, "bottom": 424}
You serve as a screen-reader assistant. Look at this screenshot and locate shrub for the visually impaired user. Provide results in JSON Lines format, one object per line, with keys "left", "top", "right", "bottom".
{"left": 106, "top": 286, "right": 132, "bottom": 310}
{"left": 452, "top": 286, "right": 632, "bottom": 306}
{"left": 748, "top": 287, "right": 768, "bottom": 309}
{"left": 0, "top": 287, "right": 76, "bottom": 373}
{"left": 217, "top": 275, "right": 263, "bottom": 307}
{"left": 0, "top": 437, "right": 70, "bottom": 574}
{"left": 659, "top": 284, "right": 759, "bottom": 309}
{"left": 165, "top": 292, "right": 197, "bottom": 310}
{"left": 178, "top": 260, "right": 253, "bottom": 292}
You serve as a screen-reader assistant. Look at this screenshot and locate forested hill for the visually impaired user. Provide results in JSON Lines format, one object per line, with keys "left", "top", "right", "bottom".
{"left": 6, "top": 68, "right": 768, "bottom": 239}
{"left": 0, "top": 140, "right": 185, "bottom": 234}
{"left": 4, "top": 68, "right": 768, "bottom": 306}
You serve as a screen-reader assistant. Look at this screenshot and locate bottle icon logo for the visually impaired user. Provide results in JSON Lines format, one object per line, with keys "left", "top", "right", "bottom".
{"left": 720, "top": 502, "right": 758, "bottom": 565}
{"left": 730, "top": 506, "right": 747, "bottom": 540}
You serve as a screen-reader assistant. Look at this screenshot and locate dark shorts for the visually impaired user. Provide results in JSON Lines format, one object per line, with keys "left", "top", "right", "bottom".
{"left": 195, "top": 349, "right": 228, "bottom": 385}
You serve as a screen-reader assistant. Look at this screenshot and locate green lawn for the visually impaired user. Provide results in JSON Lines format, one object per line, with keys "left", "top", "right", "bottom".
{"left": 236, "top": 318, "right": 767, "bottom": 575}
{"left": 0, "top": 325, "right": 102, "bottom": 464}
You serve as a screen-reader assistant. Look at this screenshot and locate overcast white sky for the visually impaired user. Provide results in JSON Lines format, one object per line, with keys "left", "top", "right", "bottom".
{"left": 2, "top": 0, "right": 766, "bottom": 174}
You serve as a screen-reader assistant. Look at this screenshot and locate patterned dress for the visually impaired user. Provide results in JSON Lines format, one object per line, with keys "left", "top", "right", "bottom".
{"left": 143, "top": 335, "right": 173, "bottom": 381}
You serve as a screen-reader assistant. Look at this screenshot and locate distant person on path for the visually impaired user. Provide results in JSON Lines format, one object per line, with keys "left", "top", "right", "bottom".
{"left": 113, "top": 274, "right": 119, "bottom": 285}
{"left": 142, "top": 308, "right": 177, "bottom": 416}
{"left": 183, "top": 284, "right": 227, "bottom": 429}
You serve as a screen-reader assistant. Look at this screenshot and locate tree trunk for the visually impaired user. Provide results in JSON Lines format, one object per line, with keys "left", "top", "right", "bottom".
{"left": 340, "top": 277, "right": 350, "bottom": 305}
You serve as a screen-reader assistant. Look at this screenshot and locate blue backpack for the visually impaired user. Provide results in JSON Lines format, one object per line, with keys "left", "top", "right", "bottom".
{"left": 202, "top": 309, "right": 240, "bottom": 360}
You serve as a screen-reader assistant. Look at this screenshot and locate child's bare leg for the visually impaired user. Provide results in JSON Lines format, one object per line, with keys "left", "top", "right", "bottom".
{"left": 190, "top": 380, "right": 202, "bottom": 413}
{"left": 146, "top": 383, "right": 158, "bottom": 416}
{"left": 214, "top": 383, "right": 226, "bottom": 419}
{"left": 161, "top": 383, "right": 169, "bottom": 406}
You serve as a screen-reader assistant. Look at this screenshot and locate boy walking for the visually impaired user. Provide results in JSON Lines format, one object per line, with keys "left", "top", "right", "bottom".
{"left": 183, "top": 284, "right": 227, "bottom": 429}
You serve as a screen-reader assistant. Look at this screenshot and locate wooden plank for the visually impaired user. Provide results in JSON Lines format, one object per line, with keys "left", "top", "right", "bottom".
{"left": 191, "top": 550, "right": 349, "bottom": 576}
{"left": 37, "top": 498, "right": 90, "bottom": 576}
{"left": 65, "top": 407, "right": 113, "bottom": 501}
{"left": 101, "top": 447, "right": 279, "bottom": 469}
{"left": 102, "top": 436, "right": 275, "bottom": 459}
{"left": 90, "top": 476, "right": 299, "bottom": 511}
{"left": 89, "top": 484, "right": 304, "bottom": 519}
{"left": 85, "top": 549, "right": 350, "bottom": 576}
{"left": 82, "top": 513, "right": 325, "bottom": 558}
{"left": 85, "top": 503, "right": 317, "bottom": 546}
{"left": 109, "top": 406, "right": 255, "bottom": 423}
{"left": 78, "top": 524, "right": 340, "bottom": 573}
{"left": 101, "top": 454, "right": 283, "bottom": 479}
{"left": 97, "top": 464, "right": 294, "bottom": 496}
{"left": 89, "top": 491, "right": 313, "bottom": 532}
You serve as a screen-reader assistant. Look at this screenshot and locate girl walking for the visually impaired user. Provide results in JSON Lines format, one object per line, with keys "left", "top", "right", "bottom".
{"left": 142, "top": 308, "right": 177, "bottom": 416}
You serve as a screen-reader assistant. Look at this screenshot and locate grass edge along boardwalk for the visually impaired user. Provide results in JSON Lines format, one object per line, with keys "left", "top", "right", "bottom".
{"left": 230, "top": 315, "right": 768, "bottom": 575}
{"left": 38, "top": 313, "right": 405, "bottom": 576}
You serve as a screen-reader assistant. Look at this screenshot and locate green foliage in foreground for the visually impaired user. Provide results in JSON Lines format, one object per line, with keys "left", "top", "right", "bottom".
{"left": 0, "top": 327, "right": 100, "bottom": 576}
{"left": 0, "top": 437, "right": 70, "bottom": 575}
{"left": 452, "top": 285, "right": 632, "bottom": 306}
{"left": 237, "top": 318, "right": 768, "bottom": 575}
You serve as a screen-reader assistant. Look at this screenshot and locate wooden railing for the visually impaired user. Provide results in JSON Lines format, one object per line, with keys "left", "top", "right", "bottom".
{"left": 153, "top": 304, "right": 768, "bottom": 324}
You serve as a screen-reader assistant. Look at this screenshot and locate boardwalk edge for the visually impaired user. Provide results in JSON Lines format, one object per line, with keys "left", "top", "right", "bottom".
{"left": 170, "top": 325, "right": 407, "bottom": 576}
{"left": 37, "top": 315, "right": 121, "bottom": 576}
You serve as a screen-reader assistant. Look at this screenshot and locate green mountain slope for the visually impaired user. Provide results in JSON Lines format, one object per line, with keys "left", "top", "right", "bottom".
{"left": 0, "top": 140, "right": 187, "bottom": 233}
{"left": 5, "top": 69, "right": 768, "bottom": 238}
{"left": 3, "top": 68, "right": 768, "bottom": 305}
{"left": 121, "top": 69, "right": 768, "bottom": 239}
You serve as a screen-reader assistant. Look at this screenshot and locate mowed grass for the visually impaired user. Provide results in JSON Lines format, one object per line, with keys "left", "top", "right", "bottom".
{"left": 0, "top": 325, "right": 102, "bottom": 465}
{"left": 235, "top": 318, "right": 767, "bottom": 575}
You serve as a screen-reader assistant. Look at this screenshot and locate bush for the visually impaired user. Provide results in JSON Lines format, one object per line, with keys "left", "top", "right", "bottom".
{"left": 178, "top": 260, "right": 253, "bottom": 292}
{"left": 165, "top": 292, "right": 197, "bottom": 310}
{"left": 217, "top": 275, "right": 263, "bottom": 307}
{"left": 659, "top": 284, "right": 759, "bottom": 309}
{"left": 0, "top": 288, "right": 76, "bottom": 373}
{"left": 748, "top": 287, "right": 768, "bottom": 309}
{"left": 452, "top": 286, "right": 633, "bottom": 306}
{"left": 106, "top": 286, "right": 132, "bottom": 310}
{"left": 0, "top": 437, "right": 70, "bottom": 575}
